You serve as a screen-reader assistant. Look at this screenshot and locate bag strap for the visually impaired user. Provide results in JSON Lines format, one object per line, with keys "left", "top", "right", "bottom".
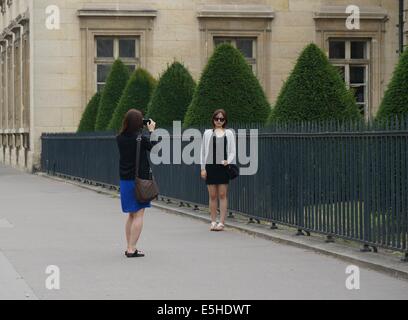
{"left": 135, "top": 133, "right": 142, "bottom": 179}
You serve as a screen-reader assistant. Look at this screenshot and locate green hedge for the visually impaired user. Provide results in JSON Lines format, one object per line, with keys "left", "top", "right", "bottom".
{"left": 184, "top": 43, "right": 270, "bottom": 127}
{"left": 376, "top": 49, "right": 408, "bottom": 121}
{"left": 108, "top": 68, "right": 156, "bottom": 132}
{"left": 77, "top": 92, "right": 101, "bottom": 133}
{"left": 269, "top": 43, "right": 361, "bottom": 123}
{"left": 95, "top": 60, "right": 129, "bottom": 131}
{"left": 147, "top": 62, "right": 196, "bottom": 127}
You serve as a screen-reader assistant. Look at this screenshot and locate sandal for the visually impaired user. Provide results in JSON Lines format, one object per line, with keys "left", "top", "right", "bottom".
{"left": 125, "top": 250, "right": 145, "bottom": 258}
{"left": 214, "top": 223, "right": 225, "bottom": 232}
{"left": 210, "top": 222, "right": 218, "bottom": 231}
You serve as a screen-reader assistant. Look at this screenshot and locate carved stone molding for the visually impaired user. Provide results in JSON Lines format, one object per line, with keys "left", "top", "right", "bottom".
{"left": 77, "top": 3, "right": 157, "bottom": 18}
{"left": 314, "top": 5, "right": 388, "bottom": 21}
{"left": 197, "top": 4, "right": 274, "bottom": 19}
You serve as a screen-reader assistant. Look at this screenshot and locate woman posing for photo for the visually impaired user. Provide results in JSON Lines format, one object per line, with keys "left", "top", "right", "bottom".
{"left": 200, "top": 109, "right": 236, "bottom": 232}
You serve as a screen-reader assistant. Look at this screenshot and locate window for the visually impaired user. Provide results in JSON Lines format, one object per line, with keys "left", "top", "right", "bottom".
{"left": 214, "top": 37, "right": 257, "bottom": 75}
{"left": 95, "top": 36, "right": 139, "bottom": 92}
{"left": 329, "top": 40, "right": 370, "bottom": 118}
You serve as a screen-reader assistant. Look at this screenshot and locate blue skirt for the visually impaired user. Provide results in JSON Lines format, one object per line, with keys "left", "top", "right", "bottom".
{"left": 119, "top": 180, "right": 151, "bottom": 214}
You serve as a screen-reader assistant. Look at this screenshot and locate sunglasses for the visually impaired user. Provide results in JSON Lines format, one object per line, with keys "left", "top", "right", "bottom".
{"left": 214, "top": 117, "right": 225, "bottom": 122}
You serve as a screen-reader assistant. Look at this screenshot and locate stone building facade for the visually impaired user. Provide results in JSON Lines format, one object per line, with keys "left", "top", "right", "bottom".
{"left": 0, "top": 0, "right": 406, "bottom": 172}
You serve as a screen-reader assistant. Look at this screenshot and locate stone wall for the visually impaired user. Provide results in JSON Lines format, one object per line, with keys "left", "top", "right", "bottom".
{"left": 0, "top": 0, "right": 31, "bottom": 171}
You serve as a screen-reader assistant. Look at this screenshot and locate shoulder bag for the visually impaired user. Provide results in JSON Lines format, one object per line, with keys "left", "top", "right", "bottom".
{"left": 219, "top": 129, "right": 240, "bottom": 180}
{"left": 134, "top": 134, "right": 159, "bottom": 203}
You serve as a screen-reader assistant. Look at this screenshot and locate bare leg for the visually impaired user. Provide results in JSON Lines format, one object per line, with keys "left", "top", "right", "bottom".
{"left": 128, "top": 209, "right": 145, "bottom": 254}
{"left": 125, "top": 214, "right": 134, "bottom": 247}
{"left": 218, "top": 184, "right": 228, "bottom": 225}
{"left": 208, "top": 185, "right": 218, "bottom": 223}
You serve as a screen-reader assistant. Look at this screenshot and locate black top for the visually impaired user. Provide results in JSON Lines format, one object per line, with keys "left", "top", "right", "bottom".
{"left": 116, "top": 131, "right": 158, "bottom": 180}
{"left": 207, "top": 133, "right": 227, "bottom": 165}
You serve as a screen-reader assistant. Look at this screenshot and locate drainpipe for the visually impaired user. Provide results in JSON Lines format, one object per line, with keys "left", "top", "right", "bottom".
{"left": 399, "top": 0, "right": 405, "bottom": 55}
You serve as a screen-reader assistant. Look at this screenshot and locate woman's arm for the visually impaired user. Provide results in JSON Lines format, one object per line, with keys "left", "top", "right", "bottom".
{"left": 226, "top": 130, "right": 236, "bottom": 165}
{"left": 141, "top": 131, "right": 159, "bottom": 152}
{"left": 141, "top": 119, "right": 158, "bottom": 152}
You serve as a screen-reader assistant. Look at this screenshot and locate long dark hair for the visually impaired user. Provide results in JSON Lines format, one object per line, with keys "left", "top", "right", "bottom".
{"left": 211, "top": 109, "right": 228, "bottom": 129}
{"left": 119, "top": 109, "right": 144, "bottom": 135}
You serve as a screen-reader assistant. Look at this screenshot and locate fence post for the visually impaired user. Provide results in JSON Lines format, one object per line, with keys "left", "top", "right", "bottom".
{"left": 297, "top": 134, "right": 305, "bottom": 236}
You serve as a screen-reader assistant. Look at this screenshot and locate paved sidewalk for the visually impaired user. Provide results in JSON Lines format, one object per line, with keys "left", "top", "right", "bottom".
{"left": 1, "top": 164, "right": 408, "bottom": 300}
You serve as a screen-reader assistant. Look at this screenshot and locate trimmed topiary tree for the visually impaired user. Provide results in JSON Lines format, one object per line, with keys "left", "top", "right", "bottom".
{"left": 376, "top": 49, "right": 408, "bottom": 121}
{"left": 147, "top": 62, "right": 196, "bottom": 128}
{"left": 77, "top": 92, "right": 101, "bottom": 133}
{"left": 95, "top": 60, "right": 129, "bottom": 131}
{"left": 108, "top": 68, "right": 156, "bottom": 132}
{"left": 268, "top": 43, "right": 361, "bottom": 123}
{"left": 184, "top": 43, "right": 270, "bottom": 127}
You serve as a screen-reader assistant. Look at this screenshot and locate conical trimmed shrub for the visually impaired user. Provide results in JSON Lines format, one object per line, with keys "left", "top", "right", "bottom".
{"left": 95, "top": 60, "right": 129, "bottom": 131}
{"left": 269, "top": 43, "right": 361, "bottom": 123}
{"left": 376, "top": 49, "right": 408, "bottom": 121}
{"left": 184, "top": 44, "right": 270, "bottom": 127}
{"left": 108, "top": 68, "right": 156, "bottom": 132}
{"left": 147, "top": 62, "right": 196, "bottom": 128}
{"left": 77, "top": 92, "right": 101, "bottom": 133}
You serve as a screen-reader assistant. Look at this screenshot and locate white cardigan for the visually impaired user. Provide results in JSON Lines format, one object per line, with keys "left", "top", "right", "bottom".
{"left": 200, "top": 129, "right": 236, "bottom": 170}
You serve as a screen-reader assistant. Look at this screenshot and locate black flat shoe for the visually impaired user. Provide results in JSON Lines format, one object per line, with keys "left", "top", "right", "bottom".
{"left": 125, "top": 250, "right": 145, "bottom": 258}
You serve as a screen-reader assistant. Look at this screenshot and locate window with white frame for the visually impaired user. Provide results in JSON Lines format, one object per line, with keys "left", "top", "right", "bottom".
{"left": 329, "top": 39, "right": 370, "bottom": 118}
{"left": 214, "top": 37, "right": 257, "bottom": 75}
{"left": 95, "top": 36, "right": 140, "bottom": 92}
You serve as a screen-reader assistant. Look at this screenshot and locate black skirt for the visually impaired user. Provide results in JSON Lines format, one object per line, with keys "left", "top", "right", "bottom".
{"left": 205, "top": 164, "right": 230, "bottom": 185}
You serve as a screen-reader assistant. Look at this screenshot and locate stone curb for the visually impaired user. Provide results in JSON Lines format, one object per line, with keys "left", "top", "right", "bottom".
{"left": 36, "top": 172, "right": 408, "bottom": 282}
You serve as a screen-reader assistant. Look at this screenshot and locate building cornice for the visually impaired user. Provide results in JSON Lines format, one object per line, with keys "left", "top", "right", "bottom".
{"left": 314, "top": 5, "right": 388, "bottom": 21}
{"left": 197, "top": 4, "right": 274, "bottom": 19}
{"left": 77, "top": 3, "right": 157, "bottom": 18}
{"left": 10, "top": 20, "right": 21, "bottom": 34}
{"left": 4, "top": 29, "right": 13, "bottom": 41}
{"left": 15, "top": 11, "right": 29, "bottom": 25}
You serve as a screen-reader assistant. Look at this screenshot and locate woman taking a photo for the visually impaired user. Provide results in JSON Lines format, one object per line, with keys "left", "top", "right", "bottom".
{"left": 201, "top": 109, "right": 236, "bottom": 232}
{"left": 116, "top": 109, "right": 157, "bottom": 258}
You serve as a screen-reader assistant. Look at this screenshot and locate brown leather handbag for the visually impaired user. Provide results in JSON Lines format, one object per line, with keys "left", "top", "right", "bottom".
{"left": 134, "top": 134, "right": 159, "bottom": 203}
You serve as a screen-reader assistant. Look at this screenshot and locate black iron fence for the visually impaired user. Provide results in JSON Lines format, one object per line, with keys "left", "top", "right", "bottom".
{"left": 41, "top": 119, "right": 408, "bottom": 254}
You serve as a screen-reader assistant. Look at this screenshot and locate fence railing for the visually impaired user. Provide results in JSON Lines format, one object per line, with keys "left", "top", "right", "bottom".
{"left": 41, "top": 119, "right": 408, "bottom": 254}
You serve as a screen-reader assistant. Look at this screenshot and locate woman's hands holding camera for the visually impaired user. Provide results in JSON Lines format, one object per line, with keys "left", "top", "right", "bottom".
{"left": 147, "top": 119, "right": 156, "bottom": 132}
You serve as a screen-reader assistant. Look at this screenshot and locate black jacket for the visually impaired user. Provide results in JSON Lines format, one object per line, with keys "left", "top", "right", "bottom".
{"left": 116, "top": 130, "right": 158, "bottom": 180}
